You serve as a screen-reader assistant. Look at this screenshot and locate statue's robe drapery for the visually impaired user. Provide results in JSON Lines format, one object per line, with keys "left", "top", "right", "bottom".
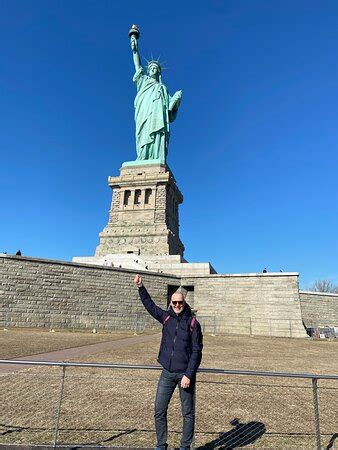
{"left": 133, "top": 67, "right": 180, "bottom": 163}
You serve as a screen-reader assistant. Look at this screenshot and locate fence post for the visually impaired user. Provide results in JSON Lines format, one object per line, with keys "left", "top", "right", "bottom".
{"left": 191, "top": 376, "right": 197, "bottom": 450}
{"left": 312, "top": 378, "right": 322, "bottom": 450}
{"left": 52, "top": 365, "right": 66, "bottom": 449}
{"left": 134, "top": 313, "right": 138, "bottom": 334}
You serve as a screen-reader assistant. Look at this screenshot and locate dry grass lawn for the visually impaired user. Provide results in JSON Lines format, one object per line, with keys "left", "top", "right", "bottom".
{"left": 0, "top": 328, "right": 136, "bottom": 359}
{"left": 1, "top": 329, "right": 337, "bottom": 449}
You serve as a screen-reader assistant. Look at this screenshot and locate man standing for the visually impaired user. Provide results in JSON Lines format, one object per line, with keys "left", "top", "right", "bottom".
{"left": 134, "top": 274, "right": 203, "bottom": 450}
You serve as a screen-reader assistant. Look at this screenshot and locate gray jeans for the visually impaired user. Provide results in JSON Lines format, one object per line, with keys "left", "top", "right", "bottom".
{"left": 154, "top": 369, "right": 195, "bottom": 449}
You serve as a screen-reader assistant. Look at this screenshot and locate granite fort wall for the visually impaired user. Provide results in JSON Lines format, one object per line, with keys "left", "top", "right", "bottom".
{"left": 0, "top": 255, "right": 180, "bottom": 331}
{"left": 299, "top": 291, "right": 338, "bottom": 328}
{"left": 0, "top": 255, "right": 309, "bottom": 337}
{"left": 182, "top": 273, "right": 307, "bottom": 338}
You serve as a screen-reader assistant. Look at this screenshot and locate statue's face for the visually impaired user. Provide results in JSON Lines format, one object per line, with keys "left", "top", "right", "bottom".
{"left": 148, "top": 63, "right": 160, "bottom": 80}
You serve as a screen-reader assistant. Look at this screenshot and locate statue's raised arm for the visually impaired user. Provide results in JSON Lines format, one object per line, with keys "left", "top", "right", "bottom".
{"left": 128, "top": 25, "right": 182, "bottom": 166}
{"left": 129, "top": 25, "right": 141, "bottom": 72}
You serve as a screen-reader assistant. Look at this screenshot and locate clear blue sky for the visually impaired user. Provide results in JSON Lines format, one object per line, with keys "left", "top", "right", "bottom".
{"left": 1, "top": 1, "right": 337, "bottom": 289}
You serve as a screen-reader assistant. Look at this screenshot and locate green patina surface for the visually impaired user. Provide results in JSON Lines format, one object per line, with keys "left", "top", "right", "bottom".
{"left": 122, "top": 158, "right": 163, "bottom": 167}
{"left": 128, "top": 25, "right": 182, "bottom": 165}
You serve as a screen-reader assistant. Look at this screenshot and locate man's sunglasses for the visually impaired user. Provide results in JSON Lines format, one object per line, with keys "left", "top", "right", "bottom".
{"left": 172, "top": 300, "right": 184, "bottom": 306}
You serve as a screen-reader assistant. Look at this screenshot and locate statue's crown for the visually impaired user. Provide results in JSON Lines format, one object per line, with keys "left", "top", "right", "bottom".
{"left": 147, "top": 59, "right": 162, "bottom": 73}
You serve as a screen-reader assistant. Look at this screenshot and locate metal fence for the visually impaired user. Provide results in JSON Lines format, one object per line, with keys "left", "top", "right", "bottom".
{"left": 12, "top": 314, "right": 335, "bottom": 338}
{"left": 43, "top": 312, "right": 158, "bottom": 334}
{"left": 1, "top": 360, "right": 337, "bottom": 449}
{"left": 196, "top": 315, "right": 309, "bottom": 337}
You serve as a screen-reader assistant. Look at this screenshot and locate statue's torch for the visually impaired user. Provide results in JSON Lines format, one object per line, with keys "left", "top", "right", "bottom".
{"left": 129, "top": 24, "right": 140, "bottom": 47}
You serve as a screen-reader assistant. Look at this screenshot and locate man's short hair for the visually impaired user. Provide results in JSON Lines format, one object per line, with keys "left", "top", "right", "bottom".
{"left": 171, "top": 291, "right": 185, "bottom": 301}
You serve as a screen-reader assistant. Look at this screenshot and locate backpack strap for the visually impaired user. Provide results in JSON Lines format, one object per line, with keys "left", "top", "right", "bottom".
{"left": 163, "top": 314, "right": 197, "bottom": 334}
{"left": 163, "top": 315, "right": 170, "bottom": 326}
{"left": 190, "top": 316, "right": 197, "bottom": 334}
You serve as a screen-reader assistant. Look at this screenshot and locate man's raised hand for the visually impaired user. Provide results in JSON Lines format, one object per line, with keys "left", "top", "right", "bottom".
{"left": 134, "top": 274, "right": 143, "bottom": 287}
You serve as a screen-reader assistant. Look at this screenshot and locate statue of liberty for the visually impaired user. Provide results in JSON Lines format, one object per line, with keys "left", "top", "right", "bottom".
{"left": 129, "top": 25, "right": 182, "bottom": 165}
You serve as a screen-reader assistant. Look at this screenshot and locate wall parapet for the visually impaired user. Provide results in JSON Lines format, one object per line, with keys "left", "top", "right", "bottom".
{"left": 299, "top": 291, "right": 338, "bottom": 328}
{"left": 0, "top": 254, "right": 180, "bottom": 280}
{"left": 181, "top": 272, "right": 299, "bottom": 279}
{"left": 300, "top": 290, "right": 338, "bottom": 297}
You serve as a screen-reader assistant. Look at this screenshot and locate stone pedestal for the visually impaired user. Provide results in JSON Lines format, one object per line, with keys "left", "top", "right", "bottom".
{"left": 95, "top": 163, "right": 185, "bottom": 257}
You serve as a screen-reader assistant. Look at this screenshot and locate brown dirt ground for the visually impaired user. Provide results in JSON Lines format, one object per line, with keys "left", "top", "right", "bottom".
{"left": 1, "top": 330, "right": 337, "bottom": 449}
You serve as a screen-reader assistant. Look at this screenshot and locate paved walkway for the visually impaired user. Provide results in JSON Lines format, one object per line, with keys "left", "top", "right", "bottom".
{"left": 0, "top": 333, "right": 160, "bottom": 374}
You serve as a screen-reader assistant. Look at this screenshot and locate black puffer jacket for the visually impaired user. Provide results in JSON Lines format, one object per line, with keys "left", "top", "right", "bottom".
{"left": 139, "top": 285, "right": 203, "bottom": 379}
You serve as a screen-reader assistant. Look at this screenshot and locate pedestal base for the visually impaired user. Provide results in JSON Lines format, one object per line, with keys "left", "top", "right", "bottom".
{"left": 95, "top": 163, "right": 184, "bottom": 257}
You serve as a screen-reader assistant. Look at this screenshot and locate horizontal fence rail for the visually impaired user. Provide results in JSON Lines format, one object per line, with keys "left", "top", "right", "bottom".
{"left": 1, "top": 359, "right": 338, "bottom": 379}
{"left": 1, "top": 360, "right": 337, "bottom": 450}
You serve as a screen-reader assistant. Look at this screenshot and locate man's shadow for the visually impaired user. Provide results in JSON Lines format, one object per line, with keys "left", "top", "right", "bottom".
{"left": 327, "top": 433, "right": 338, "bottom": 449}
{"left": 198, "top": 418, "right": 266, "bottom": 449}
